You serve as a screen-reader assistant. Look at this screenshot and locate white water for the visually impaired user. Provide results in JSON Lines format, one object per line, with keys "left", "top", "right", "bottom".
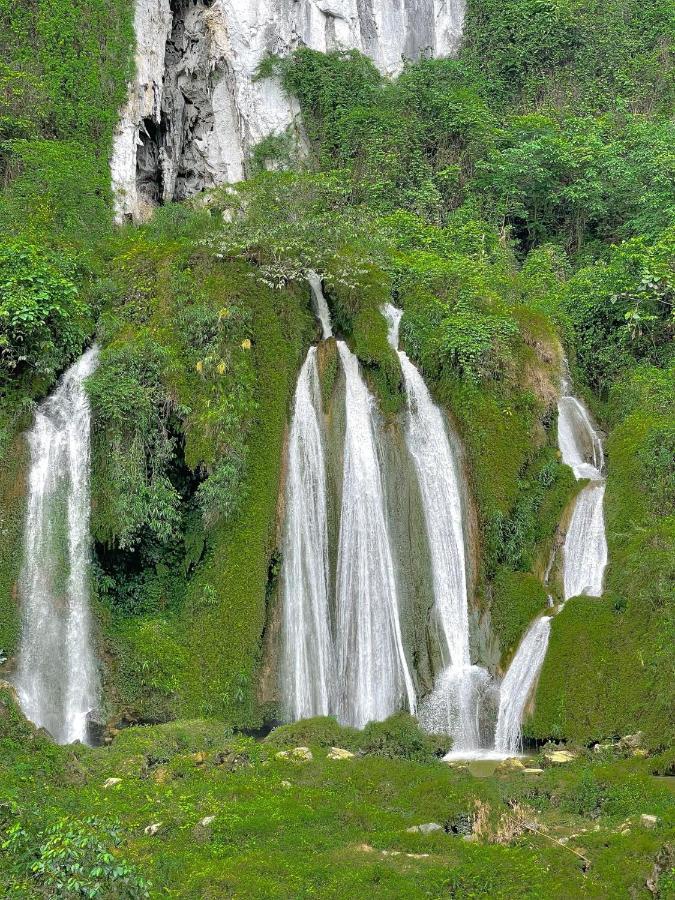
{"left": 383, "top": 304, "right": 485, "bottom": 750}
{"left": 307, "top": 272, "right": 333, "bottom": 340}
{"left": 558, "top": 368, "right": 608, "bottom": 599}
{"left": 15, "top": 348, "right": 99, "bottom": 744}
{"left": 280, "top": 348, "right": 334, "bottom": 720}
{"left": 486, "top": 366, "right": 609, "bottom": 755}
{"left": 494, "top": 616, "right": 552, "bottom": 754}
{"left": 335, "top": 341, "right": 417, "bottom": 727}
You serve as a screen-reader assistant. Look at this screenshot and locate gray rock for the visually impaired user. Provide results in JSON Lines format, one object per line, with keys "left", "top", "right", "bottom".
{"left": 640, "top": 814, "right": 660, "bottom": 829}
{"left": 144, "top": 822, "right": 163, "bottom": 836}
{"left": 406, "top": 822, "right": 443, "bottom": 834}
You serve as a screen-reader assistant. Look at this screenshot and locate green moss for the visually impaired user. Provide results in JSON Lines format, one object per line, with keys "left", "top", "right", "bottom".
{"left": 176, "top": 276, "right": 311, "bottom": 725}
{"left": 530, "top": 379, "right": 674, "bottom": 747}
{"left": 1, "top": 708, "right": 673, "bottom": 898}
{"left": 490, "top": 570, "right": 549, "bottom": 665}
{"left": 317, "top": 339, "right": 339, "bottom": 410}
{"left": 351, "top": 303, "right": 404, "bottom": 418}
{"left": 0, "top": 430, "right": 28, "bottom": 659}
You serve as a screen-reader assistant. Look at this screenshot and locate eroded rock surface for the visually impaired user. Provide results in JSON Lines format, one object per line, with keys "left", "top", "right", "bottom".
{"left": 112, "top": 0, "right": 466, "bottom": 221}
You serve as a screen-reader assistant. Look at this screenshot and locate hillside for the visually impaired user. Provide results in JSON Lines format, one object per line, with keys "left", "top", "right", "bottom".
{"left": 0, "top": 0, "right": 673, "bottom": 896}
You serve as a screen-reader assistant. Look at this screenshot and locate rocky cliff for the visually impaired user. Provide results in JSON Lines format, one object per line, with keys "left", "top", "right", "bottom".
{"left": 111, "top": 0, "right": 465, "bottom": 221}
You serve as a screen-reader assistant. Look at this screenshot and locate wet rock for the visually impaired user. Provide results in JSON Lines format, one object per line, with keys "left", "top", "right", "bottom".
{"left": 640, "top": 815, "right": 660, "bottom": 829}
{"left": 495, "top": 757, "right": 525, "bottom": 774}
{"left": 327, "top": 747, "right": 354, "bottom": 760}
{"left": 102, "top": 777, "right": 122, "bottom": 789}
{"left": 406, "top": 822, "right": 443, "bottom": 834}
{"left": 144, "top": 822, "right": 163, "bottom": 836}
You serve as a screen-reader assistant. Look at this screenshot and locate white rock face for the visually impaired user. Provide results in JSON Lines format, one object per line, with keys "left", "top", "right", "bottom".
{"left": 111, "top": 0, "right": 466, "bottom": 221}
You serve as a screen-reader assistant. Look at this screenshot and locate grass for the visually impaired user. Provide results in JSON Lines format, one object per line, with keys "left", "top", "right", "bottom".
{"left": 1, "top": 693, "right": 673, "bottom": 899}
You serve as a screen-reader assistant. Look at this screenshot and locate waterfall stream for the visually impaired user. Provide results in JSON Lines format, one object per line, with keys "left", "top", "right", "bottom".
{"left": 15, "top": 348, "right": 99, "bottom": 744}
{"left": 558, "top": 368, "right": 608, "bottom": 599}
{"left": 490, "top": 365, "right": 609, "bottom": 755}
{"left": 383, "top": 304, "right": 487, "bottom": 750}
{"left": 335, "top": 341, "right": 416, "bottom": 726}
{"left": 280, "top": 280, "right": 415, "bottom": 727}
{"left": 280, "top": 347, "right": 334, "bottom": 720}
{"left": 494, "top": 616, "right": 552, "bottom": 754}
{"left": 280, "top": 292, "right": 608, "bottom": 753}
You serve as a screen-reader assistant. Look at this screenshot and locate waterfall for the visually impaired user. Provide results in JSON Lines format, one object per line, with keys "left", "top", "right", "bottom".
{"left": 281, "top": 280, "right": 414, "bottom": 727}
{"left": 494, "top": 617, "right": 551, "bottom": 754}
{"left": 280, "top": 348, "right": 334, "bottom": 720}
{"left": 487, "top": 365, "right": 608, "bottom": 755}
{"left": 307, "top": 271, "right": 333, "bottom": 340}
{"left": 335, "top": 341, "right": 416, "bottom": 727}
{"left": 15, "top": 348, "right": 99, "bottom": 744}
{"left": 382, "top": 304, "right": 484, "bottom": 749}
{"left": 558, "top": 368, "right": 608, "bottom": 599}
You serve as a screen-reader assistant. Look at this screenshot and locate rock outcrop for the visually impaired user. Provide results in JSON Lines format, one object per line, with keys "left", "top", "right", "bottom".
{"left": 111, "top": 0, "right": 466, "bottom": 221}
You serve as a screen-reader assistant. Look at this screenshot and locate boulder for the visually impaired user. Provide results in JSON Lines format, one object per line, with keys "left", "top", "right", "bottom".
{"left": 618, "top": 732, "right": 644, "bottom": 751}
{"left": 327, "top": 747, "right": 354, "bottom": 760}
{"left": 543, "top": 750, "right": 577, "bottom": 764}
{"left": 276, "top": 746, "right": 313, "bottom": 762}
{"left": 495, "top": 757, "right": 525, "bottom": 774}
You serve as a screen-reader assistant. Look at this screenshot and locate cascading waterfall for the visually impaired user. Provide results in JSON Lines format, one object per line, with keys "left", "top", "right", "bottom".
{"left": 490, "top": 365, "right": 609, "bottom": 754}
{"left": 307, "top": 271, "right": 333, "bottom": 340}
{"left": 558, "top": 368, "right": 608, "bottom": 599}
{"left": 382, "top": 304, "right": 486, "bottom": 750}
{"left": 335, "top": 340, "right": 417, "bottom": 727}
{"left": 15, "top": 348, "right": 99, "bottom": 744}
{"left": 494, "top": 616, "right": 551, "bottom": 754}
{"left": 280, "top": 348, "right": 334, "bottom": 720}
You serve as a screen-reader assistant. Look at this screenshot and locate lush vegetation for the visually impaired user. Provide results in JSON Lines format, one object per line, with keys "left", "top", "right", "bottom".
{"left": 0, "top": 0, "right": 673, "bottom": 893}
{"left": 1, "top": 688, "right": 674, "bottom": 898}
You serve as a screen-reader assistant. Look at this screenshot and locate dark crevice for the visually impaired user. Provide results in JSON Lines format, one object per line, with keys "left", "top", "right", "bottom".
{"left": 136, "top": 0, "right": 225, "bottom": 208}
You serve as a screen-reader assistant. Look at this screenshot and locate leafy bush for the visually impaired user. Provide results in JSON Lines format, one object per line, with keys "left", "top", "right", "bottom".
{"left": 265, "top": 717, "right": 361, "bottom": 750}
{"left": 0, "top": 809, "right": 149, "bottom": 899}
{"left": 0, "top": 240, "right": 87, "bottom": 378}
{"left": 359, "top": 713, "right": 452, "bottom": 762}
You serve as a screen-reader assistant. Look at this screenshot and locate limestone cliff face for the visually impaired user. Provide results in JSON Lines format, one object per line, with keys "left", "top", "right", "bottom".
{"left": 111, "top": 0, "right": 465, "bottom": 221}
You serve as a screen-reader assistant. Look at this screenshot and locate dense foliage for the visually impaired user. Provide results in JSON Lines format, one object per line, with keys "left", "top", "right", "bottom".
{"left": 0, "top": 0, "right": 672, "bottom": 775}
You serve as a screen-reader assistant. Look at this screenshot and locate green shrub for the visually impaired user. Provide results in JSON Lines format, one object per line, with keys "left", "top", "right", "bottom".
{"left": 265, "top": 717, "right": 360, "bottom": 750}
{"left": 0, "top": 240, "right": 87, "bottom": 378}
{"left": 359, "top": 713, "right": 452, "bottom": 762}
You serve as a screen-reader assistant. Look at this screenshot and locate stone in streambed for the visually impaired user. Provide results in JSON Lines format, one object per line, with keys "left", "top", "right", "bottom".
{"left": 495, "top": 757, "right": 525, "bottom": 774}
{"left": 543, "top": 749, "right": 577, "bottom": 764}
